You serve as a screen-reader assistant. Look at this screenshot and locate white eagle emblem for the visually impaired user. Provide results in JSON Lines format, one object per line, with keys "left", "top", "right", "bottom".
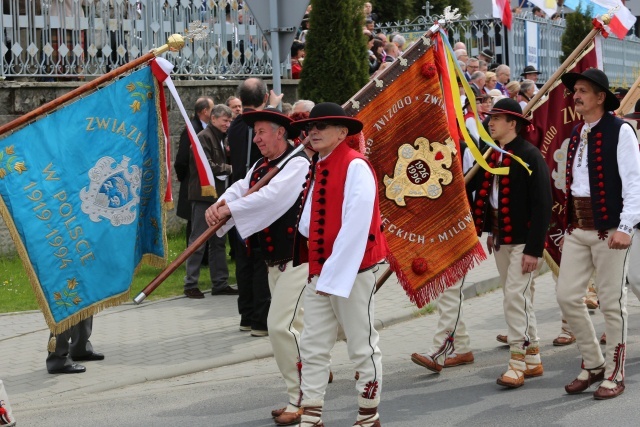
{"left": 80, "top": 156, "right": 141, "bottom": 226}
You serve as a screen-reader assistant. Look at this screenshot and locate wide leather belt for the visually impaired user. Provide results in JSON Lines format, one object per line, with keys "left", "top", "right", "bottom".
{"left": 490, "top": 208, "right": 499, "bottom": 237}
{"left": 571, "top": 196, "right": 595, "bottom": 230}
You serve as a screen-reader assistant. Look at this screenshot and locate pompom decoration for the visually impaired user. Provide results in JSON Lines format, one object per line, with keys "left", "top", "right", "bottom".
{"left": 421, "top": 62, "right": 437, "bottom": 79}
{"left": 411, "top": 257, "right": 429, "bottom": 275}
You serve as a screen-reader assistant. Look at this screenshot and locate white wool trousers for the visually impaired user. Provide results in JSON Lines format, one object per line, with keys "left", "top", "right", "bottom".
{"left": 494, "top": 244, "right": 541, "bottom": 354}
{"left": 267, "top": 261, "right": 308, "bottom": 407}
{"left": 428, "top": 277, "right": 471, "bottom": 363}
{"left": 557, "top": 228, "right": 630, "bottom": 381}
{"left": 300, "top": 269, "right": 382, "bottom": 405}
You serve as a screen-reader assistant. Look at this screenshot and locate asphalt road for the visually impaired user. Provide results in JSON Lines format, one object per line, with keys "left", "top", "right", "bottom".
{"left": 16, "top": 291, "right": 640, "bottom": 427}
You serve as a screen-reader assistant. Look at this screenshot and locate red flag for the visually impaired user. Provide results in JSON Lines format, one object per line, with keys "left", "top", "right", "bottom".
{"left": 522, "top": 39, "right": 601, "bottom": 272}
{"left": 493, "top": 0, "right": 513, "bottom": 30}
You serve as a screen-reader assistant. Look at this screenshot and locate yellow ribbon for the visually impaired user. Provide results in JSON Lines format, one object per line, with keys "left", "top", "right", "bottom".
{"left": 445, "top": 47, "right": 532, "bottom": 175}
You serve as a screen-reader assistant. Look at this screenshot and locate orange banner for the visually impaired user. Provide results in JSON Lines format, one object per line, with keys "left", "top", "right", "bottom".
{"left": 348, "top": 41, "right": 486, "bottom": 307}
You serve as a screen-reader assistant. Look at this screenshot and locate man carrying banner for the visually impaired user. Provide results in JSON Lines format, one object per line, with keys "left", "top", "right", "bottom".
{"left": 205, "top": 109, "right": 309, "bottom": 426}
{"left": 471, "top": 98, "right": 552, "bottom": 389}
{"left": 556, "top": 68, "right": 640, "bottom": 399}
{"left": 290, "top": 103, "right": 389, "bottom": 427}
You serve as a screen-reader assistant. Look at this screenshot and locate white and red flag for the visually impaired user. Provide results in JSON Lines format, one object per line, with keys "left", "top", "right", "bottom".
{"left": 493, "top": 0, "right": 513, "bottom": 30}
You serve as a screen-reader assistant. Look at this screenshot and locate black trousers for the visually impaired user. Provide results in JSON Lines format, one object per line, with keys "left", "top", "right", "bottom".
{"left": 234, "top": 234, "right": 270, "bottom": 331}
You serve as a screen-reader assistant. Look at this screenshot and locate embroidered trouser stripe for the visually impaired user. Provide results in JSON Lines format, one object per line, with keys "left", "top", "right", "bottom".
{"left": 557, "top": 228, "right": 630, "bottom": 381}
{"left": 300, "top": 269, "right": 382, "bottom": 403}
{"left": 267, "top": 261, "right": 308, "bottom": 406}
{"left": 429, "top": 277, "right": 470, "bottom": 363}
{"left": 494, "top": 243, "right": 541, "bottom": 354}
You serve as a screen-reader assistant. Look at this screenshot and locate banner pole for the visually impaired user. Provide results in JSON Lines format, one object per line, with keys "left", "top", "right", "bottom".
{"left": 464, "top": 26, "right": 602, "bottom": 185}
{"left": 0, "top": 34, "right": 185, "bottom": 137}
{"left": 134, "top": 143, "right": 307, "bottom": 304}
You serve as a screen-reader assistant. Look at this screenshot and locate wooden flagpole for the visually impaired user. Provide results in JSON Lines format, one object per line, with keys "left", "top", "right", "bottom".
{"left": 464, "top": 26, "right": 604, "bottom": 184}
{"left": 133, "top": 143, "right": 307, "bottom": 304}
{"left": 0, "top": 34, "right": 185, "bottom": 137}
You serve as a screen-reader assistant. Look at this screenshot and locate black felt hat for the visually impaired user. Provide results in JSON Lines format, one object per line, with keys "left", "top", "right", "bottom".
{"left": 520, "top": 65, "right": 542, "bottom": 76}
{"left": 561, "top": 68, "right": 620, "bottom": 111}
{"left": 485, "top": 98, "right": 531, "bottom": 125}
{"left": 242, "top": 108, "right": 300, "bottom": 139}
{"left": 480, "top": 48, "right": 494, "bottom": 60}
{"left": 291, "top": 102, "right": 363, "bottom": 136}
{"left": 623, "top": 99, "right": 640, "bottom": 120}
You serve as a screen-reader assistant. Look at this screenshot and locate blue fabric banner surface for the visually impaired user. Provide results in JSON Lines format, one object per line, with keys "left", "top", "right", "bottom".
{"left": 0, "top": 66, "right": 167, "bottom": 333}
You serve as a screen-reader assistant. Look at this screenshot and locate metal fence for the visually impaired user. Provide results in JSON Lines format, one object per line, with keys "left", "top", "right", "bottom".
{"left": 3, "top": 4, "right": 640, "bottom": 84}
{"left": 1, "top": 0, "right": 276, "bottom": 79}
{"left": 376, "top": 11, "right": 640, "bottom": 88}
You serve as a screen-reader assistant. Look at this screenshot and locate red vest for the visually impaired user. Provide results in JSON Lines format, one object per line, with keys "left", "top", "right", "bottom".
{"left": 296, "top": 141, "right": 389, "bottom": 275}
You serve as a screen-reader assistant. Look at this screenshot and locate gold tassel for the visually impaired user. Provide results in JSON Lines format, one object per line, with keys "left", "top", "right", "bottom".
{"left": 201, "top": 185, "right": 217, "bottom": 198}
{"left": 164, "top": 200, "right": 174, "bottom": 210}
{"left": 48, "top": 336, "right": 56, "bottom": 352}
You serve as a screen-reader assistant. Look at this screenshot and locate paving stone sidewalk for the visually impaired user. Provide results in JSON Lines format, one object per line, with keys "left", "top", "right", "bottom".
{"left": 0, "top": 237, "right": 504, "bottom": 406}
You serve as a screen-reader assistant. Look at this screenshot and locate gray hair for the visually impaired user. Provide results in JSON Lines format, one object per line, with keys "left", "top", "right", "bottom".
{"left": 211, "top": 104, "right": 233, "bottom": 119}
{"left": 268, "top": 122, "right": 288, "bottom": 140}
{"left": 520, "top": 79, "right": 536, "bottom": 93}
{"left": 391, "top": 34, "right": 406, "bottom": 48}
{"left": 293, "top": 99, "right": 315, "bottom": 112}
{"left": 470, "top": 71, "right": 485, "bottom": 81}
{"left": 466, "top": 57, "right": 479, "bottom": 66}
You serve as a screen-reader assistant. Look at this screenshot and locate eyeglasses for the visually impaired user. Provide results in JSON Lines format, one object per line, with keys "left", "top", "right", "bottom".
{"left": 305, "top": 121, "right": 336, "bottom": 132}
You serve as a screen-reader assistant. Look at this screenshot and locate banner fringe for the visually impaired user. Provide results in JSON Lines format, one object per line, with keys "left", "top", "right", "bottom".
{"left": 389, "top": 241, "right": 487, "bottom": 308}
{"left": 201, "top": 185, "right": 217, "bottom": 197}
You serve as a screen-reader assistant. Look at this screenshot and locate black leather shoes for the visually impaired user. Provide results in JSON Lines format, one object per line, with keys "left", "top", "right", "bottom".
{"left": 72, "top": 351, "right": 105, "bottom": 362}
{"left": 48, "top": 363, "right": 86, "bottom": 374}
{"left": 211, "top": 286, "right": 239, "bottom": 295}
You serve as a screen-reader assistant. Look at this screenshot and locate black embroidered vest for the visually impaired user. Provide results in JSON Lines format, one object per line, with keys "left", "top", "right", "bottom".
{"left": 251, "top": 145, "right": 307, "bottom": 265}
{"left": 565, "top": 113, "right": 629, "bottom": 231}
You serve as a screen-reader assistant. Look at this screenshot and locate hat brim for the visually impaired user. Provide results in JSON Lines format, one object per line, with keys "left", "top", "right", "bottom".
{"left": 623, "top": 112, "right": 640, "bottom": 120}
{"left": 485, "top": 108, "right": 531, "bottom": 125}
{"left": 291, "top": 116, "right": 364, "bottom": 136}
{"left": 242, "top": 110, "right": 300, "bottom": 139}
{"left": 561, "top": 72, "right": 620, "bottom": 111}
{"left": 520, "top": 71, "right": 542, "bottom": 76}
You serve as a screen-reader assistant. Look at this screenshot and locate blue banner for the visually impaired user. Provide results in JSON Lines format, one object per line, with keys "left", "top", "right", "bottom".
{"left": 0, "top": 66, "right": 167, "bottom": 333}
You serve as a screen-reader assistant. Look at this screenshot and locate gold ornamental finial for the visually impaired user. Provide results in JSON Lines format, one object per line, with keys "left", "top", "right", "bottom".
{"left": 600, "top": 4, "right": 620, "bottom": 25}
{"left": 152, "top": 21, "right": 210, "bottom": 56}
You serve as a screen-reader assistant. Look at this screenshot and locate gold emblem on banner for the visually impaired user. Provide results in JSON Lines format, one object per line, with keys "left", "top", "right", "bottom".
{"left": 383, "top": 137, "right": 456, "bottom": 206}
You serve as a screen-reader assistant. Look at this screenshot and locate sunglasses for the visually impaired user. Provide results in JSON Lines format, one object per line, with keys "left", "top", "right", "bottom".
{"left": 305, "top": 121, "right": 337, "bottom": 132}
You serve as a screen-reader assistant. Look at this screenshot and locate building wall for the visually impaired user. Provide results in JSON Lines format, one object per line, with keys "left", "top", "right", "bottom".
{"left": 0, "top": 79, "right": 300, "bottom": 255}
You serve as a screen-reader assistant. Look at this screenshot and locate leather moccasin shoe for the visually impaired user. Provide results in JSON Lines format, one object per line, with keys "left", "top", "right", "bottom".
{"left": 272, "top": 407, "right": 286, "bottom": 418}
{"left": 274, "top": 410, "right": 301, "bottom": 426}
{"left": 553, "top": 333, "right": 576, "bottom": 346}
{"left": 496, "top": 334, "right": 508, "bottom": 344}
{"left": 184, "top": 288, "right": 205, "bottom": 299}
{"left": 48, "top": 363, "right": 86, "bottom": 374}
{"left": 594, "top": 381, "right": 625, "bottom": 400}
{"left": 565, "top": 369, "right": 605, "bottom": 394}
{"left": 411, "top": 353, "right": 442, "bottom": 373}
{"left": 72, "top": 352, "right": 105, "bottom": 362}
{"left": 444, "top": 352, "right": 474, "bottom": 367}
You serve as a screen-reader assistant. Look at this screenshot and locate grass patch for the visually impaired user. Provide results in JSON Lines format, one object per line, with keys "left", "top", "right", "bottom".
{"left": 0, "top": 226, "right": 236, "bottom": 314}
{"left": 412, "top": 303, "right": 436, "bottom": 318}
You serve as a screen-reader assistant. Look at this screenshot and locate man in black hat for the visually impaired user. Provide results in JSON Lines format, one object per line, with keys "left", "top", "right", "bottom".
{"left": 471, "top": 98, "right": 552, "bottom": 389}
{"left": 520, "top": 65, "right": 542, "bottom": 87}
{"left": 206, "top": 109, "right": 309, "bottom": 425}
{"left": 478, "top": 48, "right": 494, "bottom": 64}
{"left": 290, "top": 103, "right": 389, "bottom": 427}
{"left": 557, "top": 68, "right": 640, "bottom": 400}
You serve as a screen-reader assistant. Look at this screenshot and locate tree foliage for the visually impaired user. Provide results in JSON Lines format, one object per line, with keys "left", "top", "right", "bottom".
{"left": 298, "top": 0, "right": 369, "bottom": 104}
{"left": 560, "top": 4, "right": 594, "bottom": 63}
{"left": 372, "top": 0, "right": 471, "bottom": 23}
